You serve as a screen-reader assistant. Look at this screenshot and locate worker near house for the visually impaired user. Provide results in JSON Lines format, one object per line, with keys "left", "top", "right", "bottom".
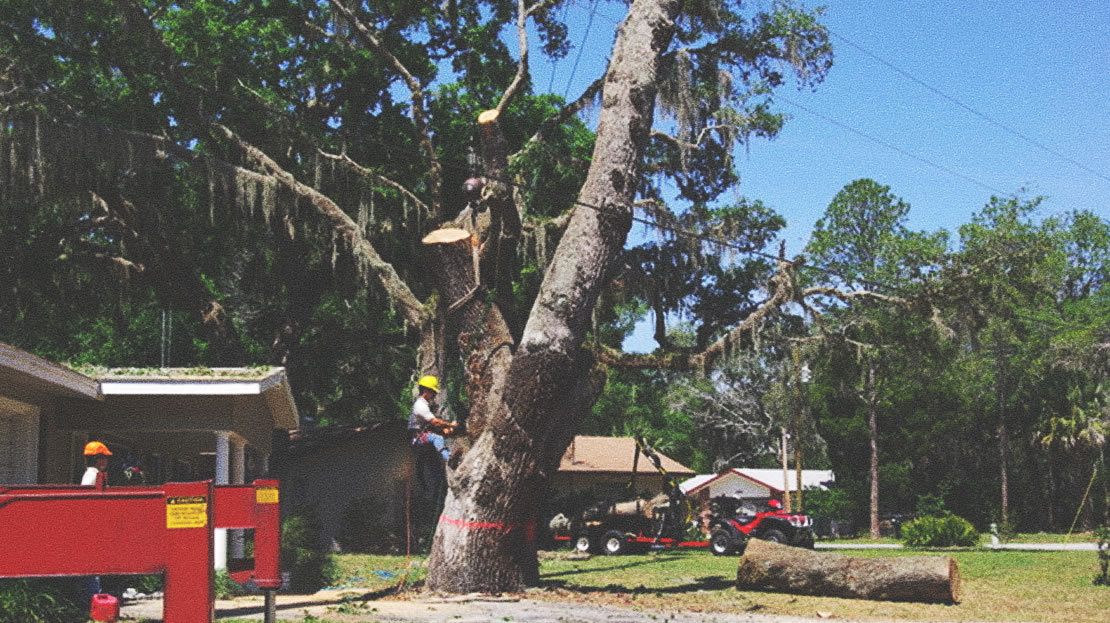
{"left": 81, "top": 440, "right": 112, "bottom": 485}
{"left": 408, "top": 375, "right": 453, "bottom": 462}
{"left": 78, "top": 441, "right": 112, "bottom": 603}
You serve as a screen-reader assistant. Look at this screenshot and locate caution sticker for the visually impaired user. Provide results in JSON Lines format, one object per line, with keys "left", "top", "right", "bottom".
{"left": 256, "top": 487, "right": 279, "bottom": 504}
{"left": 166, "top": 495, "right": 208, "bottom": 529}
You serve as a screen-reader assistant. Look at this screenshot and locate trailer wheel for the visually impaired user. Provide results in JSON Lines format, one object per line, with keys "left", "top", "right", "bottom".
{"left": 574, "top": 535, "right": 593, "bottom": 554}
{"left": 709, "top": 528, "right": 738, "bottom": 556}
{"left": 602, "top": 530, "right": 628, "bottom": 555}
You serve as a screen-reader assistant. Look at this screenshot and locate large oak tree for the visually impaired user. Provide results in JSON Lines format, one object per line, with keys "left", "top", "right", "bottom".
{"left": 1, "top": 0, "right": 835, "bottom": 590}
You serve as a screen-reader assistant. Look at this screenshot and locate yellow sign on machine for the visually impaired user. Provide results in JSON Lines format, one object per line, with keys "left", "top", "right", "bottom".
{"left": 166, "top": 495, "right": 208, "bottom": 529}
{"left": 256, "top": 487, "right": 279, "bottom": 504}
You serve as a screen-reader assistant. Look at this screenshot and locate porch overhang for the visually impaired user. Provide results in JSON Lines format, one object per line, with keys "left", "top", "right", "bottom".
{"left": 56, "top": 368, "right": 298, "bottom": 454}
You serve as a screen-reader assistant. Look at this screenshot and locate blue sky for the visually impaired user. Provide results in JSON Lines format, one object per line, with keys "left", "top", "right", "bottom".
{"left": 534, "top": 0, "right": 1110, "bottom": 255}
{"left": 526, "top": 0, "right": 1109, "bottom": 351}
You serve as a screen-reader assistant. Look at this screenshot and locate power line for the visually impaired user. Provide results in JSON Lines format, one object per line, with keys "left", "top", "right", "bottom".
{"left": 830, "top": 30, "right": 1110, "bottom": 186}
{"left": 546, "top": 0, "right": 573, "bottom": 93}
{"left": 563, "top": 0, "right": 600, "bottom": 100}
{"left": 776, "top": 93, "right": 1014, "bottom": 198}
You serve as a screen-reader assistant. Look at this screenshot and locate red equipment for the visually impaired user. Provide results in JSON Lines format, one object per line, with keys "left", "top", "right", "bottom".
{"left": 0, "top": 477, "right": 281, "bottom": 623}
{"left": 707, "top": 497, "right": 815, "bottom": 555}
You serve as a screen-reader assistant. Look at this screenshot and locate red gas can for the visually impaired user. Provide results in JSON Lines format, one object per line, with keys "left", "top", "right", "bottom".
{"left": 90, "top": 593, "right": 120, "bottom": 622}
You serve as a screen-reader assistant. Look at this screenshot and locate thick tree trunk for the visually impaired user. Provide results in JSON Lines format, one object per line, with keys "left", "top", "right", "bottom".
{"left": 423, "top": 0, "right": 682, "bottom": 593}
{"left": 736, "top": 540, "right": 960, "bottom": 604}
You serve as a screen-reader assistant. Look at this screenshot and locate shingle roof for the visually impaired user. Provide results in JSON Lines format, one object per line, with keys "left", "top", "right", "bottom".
{"left": 558, "top": 436, "right": 695, "bottom": 476}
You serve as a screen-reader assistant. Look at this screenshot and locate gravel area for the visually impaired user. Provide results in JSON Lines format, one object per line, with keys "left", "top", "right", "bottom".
{"left": 122, "top": 590, "right": 880, "bottom": 623}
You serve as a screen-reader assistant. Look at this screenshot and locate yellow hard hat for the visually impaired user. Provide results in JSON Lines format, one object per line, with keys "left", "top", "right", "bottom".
{"left": 83, "top": 441, "right": 112, "bottom": 456}
{"left": 417, "top": 375, "right": 440, "bottom": 393}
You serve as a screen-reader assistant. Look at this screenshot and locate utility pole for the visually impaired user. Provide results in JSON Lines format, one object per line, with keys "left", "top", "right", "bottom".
{"left": 781, "top": 427, "right": 791, "bottom": 512}
{"left": 793, "top": 348, "right": 810, "bottom": 511}
{"left": 781, "top": 355, "right": 792, "bottom": 512}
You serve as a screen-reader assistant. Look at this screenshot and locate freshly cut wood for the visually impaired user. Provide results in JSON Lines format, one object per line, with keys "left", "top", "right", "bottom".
{"left": 736, "top": 539, "right": 960, "bottom": 604}
{"left": 422, "top": 228, "right": 473, "bottom": 245}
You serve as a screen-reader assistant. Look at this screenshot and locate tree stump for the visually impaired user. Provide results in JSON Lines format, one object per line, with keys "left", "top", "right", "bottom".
{"left": 736, "top": 539, "right": 960, "bottom": 604}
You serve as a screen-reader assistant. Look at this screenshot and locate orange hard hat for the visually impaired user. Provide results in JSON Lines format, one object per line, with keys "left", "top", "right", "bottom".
{"left": 83, "top": 441, "right": 112, "bottom": 456}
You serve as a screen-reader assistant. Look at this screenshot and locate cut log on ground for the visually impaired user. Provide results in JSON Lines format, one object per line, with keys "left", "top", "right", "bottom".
{"left": 736, "top": 539, "right": 960, "bottom": 604}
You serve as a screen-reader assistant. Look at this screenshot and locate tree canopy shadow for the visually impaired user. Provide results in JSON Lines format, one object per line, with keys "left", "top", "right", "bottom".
{"left": 540, "top": 575, "right": 735, "bottom": 594}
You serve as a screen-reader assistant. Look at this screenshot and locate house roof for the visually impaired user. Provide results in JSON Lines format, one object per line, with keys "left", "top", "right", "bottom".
{"left": 92, "top": 367, "right": 299, "bottom": 429}
{"left": 0, "top": 341, "right": 101, "bottom": 401}
{"left": 682, "top": 468, "right": 835, "bottom": 495}
{"left": 558, "top": 436, "right": 695, "bottom": 476}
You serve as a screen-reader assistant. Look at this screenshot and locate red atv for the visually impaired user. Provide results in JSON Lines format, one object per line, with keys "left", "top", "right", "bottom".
{"left": 707, "top": 496, "right": 815, "bottom": 555}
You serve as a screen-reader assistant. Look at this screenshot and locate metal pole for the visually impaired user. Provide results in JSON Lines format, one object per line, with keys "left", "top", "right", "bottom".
{"left": 264, "top": 590, "right": 277, "bottom": 623}
{"left": 781, "top": 428, "right": 791, "bottom": 512}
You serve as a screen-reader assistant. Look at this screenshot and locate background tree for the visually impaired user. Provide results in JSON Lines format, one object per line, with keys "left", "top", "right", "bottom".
{"left": 942, "top": 197, "right": 1061, "bottom": 525}
{"left": 804, "top": 178, "right": 947, "bottom": 536}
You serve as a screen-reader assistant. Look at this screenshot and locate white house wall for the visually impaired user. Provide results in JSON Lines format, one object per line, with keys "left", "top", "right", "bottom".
{"left": 0, "top": 395, "right": 40, "bottom": 484}
{"left": 703, "top": 474, "right": 771, "bottom": 499}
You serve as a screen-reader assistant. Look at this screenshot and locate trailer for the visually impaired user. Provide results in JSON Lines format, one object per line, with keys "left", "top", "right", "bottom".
{"left": 553, "top": 438, "right": 814, "bottom": 556}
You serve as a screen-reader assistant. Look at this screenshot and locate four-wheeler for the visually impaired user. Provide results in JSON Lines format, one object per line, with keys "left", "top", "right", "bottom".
{"left": 706, "top": 495, "right": 815, "bottom": 555}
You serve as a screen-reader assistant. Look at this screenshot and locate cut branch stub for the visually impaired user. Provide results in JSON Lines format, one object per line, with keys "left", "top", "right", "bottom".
{"left": 422, "top": 228, "right": 479, "bottom": 301}
{"left": 474, "top": 109, "right": 522, "bottom": 332}
{"left": 422, "top": 227, "right": 515, "bottom": 439}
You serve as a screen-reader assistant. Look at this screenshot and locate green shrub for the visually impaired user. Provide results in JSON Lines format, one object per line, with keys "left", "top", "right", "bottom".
{"left": 804, "top": 487, "right": 855, "bottom": 519}
{"left": 901, "top": 514, "right": 979, "bottom": 547}
{"left": 214, "top": 569, "right": 247, "bottom": 599}
{"left": 282, "top": 508, "right": 341, "bottom": 593}
{"left": 131, "top": 574, "right": 163, "bottom": 594}
{"left": 0, "top": 579, "right": 84, "bottom": 623}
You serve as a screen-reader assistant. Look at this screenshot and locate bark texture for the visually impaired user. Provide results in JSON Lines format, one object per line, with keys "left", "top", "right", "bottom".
{"left": 736, "top": 539, "right": 960, "bottom": 604}
{"left": 423, "top": 0, "right": 682, "bottom": 593}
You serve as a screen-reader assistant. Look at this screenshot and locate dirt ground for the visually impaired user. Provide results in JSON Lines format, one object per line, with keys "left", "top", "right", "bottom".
{"left": 121, "top": 589, "right": 968, "bottom": 623}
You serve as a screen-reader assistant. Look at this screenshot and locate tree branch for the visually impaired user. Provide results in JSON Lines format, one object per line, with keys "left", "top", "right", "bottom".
{"left": 512, "top": 76, "right": 604, "bottom": 160}
{"left": 87, "top": 188, "right": 248, "bottom": 364}
{"left": 211, "top": 123, "right": 428, "bottom": 329}
{"left": 327, "top": 0, "right": 443, "bottom": 217}
{"left": 597, "top": 258, "right": 802, "bottom": 372}
{"left": 316, "top": 149, "right": 432, "bottom": 217}
{"left": 496, "top": 0, "right": 531, "bottom": 115}
{"left": 801, "top": 285, "right": 911, "bottom": 306}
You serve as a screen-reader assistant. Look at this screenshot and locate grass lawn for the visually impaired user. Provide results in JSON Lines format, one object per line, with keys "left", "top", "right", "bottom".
{"left": 814, "top": 531, "right": 1101, "bottom": 546}
{"left": 319, "top": 544, "right": 1110, "bottom": 623}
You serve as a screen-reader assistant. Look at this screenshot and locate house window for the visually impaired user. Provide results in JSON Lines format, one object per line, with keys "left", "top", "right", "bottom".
{"left": 0, "top": 397, "right": 40, "bottom": 484}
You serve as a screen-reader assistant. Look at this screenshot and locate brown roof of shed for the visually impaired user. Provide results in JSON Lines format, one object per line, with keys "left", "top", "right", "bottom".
{"left": 558, "top": 436, "right": 695, "bottom": 476}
